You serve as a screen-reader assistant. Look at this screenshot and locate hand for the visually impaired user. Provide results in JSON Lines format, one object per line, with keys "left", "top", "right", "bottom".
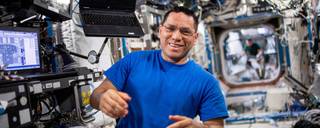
{"left": 167, "top": 115, "right": 206, "bottom": 128}
{"left": 256, "top": 54, "right": 262, "bottom": 59}
{"left": 98, "top": 89, "right": 131, "bottom": 118}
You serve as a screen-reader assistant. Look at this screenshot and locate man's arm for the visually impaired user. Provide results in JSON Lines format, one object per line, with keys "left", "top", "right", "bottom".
{"left": 90, "top": 78, "right": 131, "bottom": 118}
{"left": 167, "top": 115, "right": 224, "bottom": 128}
{"left": 90, "top": 79, "right": 117, "bottom": 109}
{"left": 203, "top": 118, "right": 224, "bottom": 128}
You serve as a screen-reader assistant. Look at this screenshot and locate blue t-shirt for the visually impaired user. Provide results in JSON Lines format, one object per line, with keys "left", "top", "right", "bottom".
{"left": 104, "top": 50, "right": 228, "bottom": 128}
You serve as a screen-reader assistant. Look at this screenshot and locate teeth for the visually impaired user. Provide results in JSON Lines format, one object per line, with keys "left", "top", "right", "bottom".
{"left": 169, "top": 43, "right": 183, "bottom": 48}
{"left": 169, "top": 43, "right": 176, "bottom": 47}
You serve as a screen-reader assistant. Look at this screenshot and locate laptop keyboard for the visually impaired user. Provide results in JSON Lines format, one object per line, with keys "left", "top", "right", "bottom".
{"left": 82, "top": 14, "right": 140, "bottom": 26}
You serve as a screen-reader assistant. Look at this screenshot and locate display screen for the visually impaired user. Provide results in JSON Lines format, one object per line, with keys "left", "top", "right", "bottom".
{"left": 0, "top": 27, "right": 40, "bottom": 71}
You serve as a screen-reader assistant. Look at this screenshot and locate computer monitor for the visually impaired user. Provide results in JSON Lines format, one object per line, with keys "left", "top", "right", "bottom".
{"left": 0, "top": 27, "right": 41, "bottom": 71}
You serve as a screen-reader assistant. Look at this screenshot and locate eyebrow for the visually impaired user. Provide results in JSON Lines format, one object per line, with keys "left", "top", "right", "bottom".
{"left": 165, "top": 24, "right": 193, "bottom": 30}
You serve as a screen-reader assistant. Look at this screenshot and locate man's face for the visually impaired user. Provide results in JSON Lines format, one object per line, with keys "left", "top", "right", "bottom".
{"left": 159, "top": 12, "right": 198, "bottom": 64}
{"left": 246, "top": 40, "right": 253, "bottom": 46}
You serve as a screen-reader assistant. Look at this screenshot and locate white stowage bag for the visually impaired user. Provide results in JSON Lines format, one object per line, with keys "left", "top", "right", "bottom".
{"left": 309, "top": 64, "right": 320, "bottom": 99}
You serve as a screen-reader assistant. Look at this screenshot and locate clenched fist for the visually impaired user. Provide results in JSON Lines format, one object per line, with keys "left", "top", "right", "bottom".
{"left": 98, "top": 89, "right": 131, "bottom": 118}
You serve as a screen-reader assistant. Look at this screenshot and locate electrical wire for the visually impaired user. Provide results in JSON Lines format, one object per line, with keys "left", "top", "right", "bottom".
{"left": 39, "top": 95, "right": 56, "bottom": 116}
{"left": 70, "top": 0, "right": 83, "bottom": 27}
{"left": 31, "top": 93, "right": 61, "bottom": 123}
{"left": 71, "top": 0, "right": 80, "bottom": 14}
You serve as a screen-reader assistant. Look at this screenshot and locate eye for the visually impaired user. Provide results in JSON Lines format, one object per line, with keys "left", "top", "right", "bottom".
{"left": 166, "top": 26, "right": 176, "bottom": 32}
{"left": 180, "top": 28, "right": 193, "bottom": 36}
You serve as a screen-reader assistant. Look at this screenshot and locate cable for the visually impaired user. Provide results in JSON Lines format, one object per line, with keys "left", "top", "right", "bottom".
{"left": 39, "top": 95, "right": 57, "bottom": 116}
{"left": 304, "top": 109, "right": 320, "bottom": 125}
{"left": 71, "top": 0, "right": 80, "bottom": 14}
{"left": 39, "top": 99, "right": 55, "bottom": 116}
{"left": 83, "top": 109, "right": 99, "bottom": 118}
{"left": 31, "top": 93, "right": 60, "bottom": 123}
{"left": 70, "top": 0, "right": 83, "bottom": 27}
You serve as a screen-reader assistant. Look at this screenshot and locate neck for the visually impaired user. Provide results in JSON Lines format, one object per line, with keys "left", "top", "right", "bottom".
{"left": 161, "top": 52, "right": 189, "bottom": 65}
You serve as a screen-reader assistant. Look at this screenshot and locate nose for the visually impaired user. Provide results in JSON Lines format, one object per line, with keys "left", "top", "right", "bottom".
{"left": 171, "top": 29, "right": 182, "bottom": 41}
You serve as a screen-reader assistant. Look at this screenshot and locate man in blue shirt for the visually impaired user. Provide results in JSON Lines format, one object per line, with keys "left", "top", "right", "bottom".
{"left": 90, "top": 6, "right": 229, "bottom": 128}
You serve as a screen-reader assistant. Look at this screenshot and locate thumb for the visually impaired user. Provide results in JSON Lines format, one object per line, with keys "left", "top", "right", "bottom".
{"left": 118, "top": 91, "right": 131, "bottom": 101}
{"left": 169, "top": 115, "right": 188, "bottom": 122}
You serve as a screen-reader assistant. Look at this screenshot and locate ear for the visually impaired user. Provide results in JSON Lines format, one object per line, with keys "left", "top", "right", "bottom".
{"left": 158, "top": 25, "right": 163, "bottom": 35}
{"left": 193, "top": 32, "right": 199, "bottom": 44}
{"left": 194, "top": 32, "right": 199, "bottom": 40}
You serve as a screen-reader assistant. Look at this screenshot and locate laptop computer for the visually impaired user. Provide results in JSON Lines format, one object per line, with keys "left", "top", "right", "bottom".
{"left": 0, "top": 27, "right": 78, "bottom": 80}
{"left": 0, "top": 27, "right": 41, "bottom": 73}
{"left": 79, "top": 0, "right": 144, "bottom": 37}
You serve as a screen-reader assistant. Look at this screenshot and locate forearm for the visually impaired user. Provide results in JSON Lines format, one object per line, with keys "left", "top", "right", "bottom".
{"left": 168, "top": 115, "right": 225, "bottom": 128}
{"left": 90, "top": 79, "right": 117, "bottom": 109}
{"left": 192, "top": 121, "right": 224, "bottom": 128}
{"left": 203, "top": 119, "right": 224, "bottom": 128}
{"left": 202, "top": 124, "right": 224, "bottom": 128}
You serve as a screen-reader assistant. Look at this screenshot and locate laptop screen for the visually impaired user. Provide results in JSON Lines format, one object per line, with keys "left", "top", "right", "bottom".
{"left": 79, "top": 0, "right": 136, "bottom": 11}
{"left": 0, "top": 27, "right": 41, "bottom": 71}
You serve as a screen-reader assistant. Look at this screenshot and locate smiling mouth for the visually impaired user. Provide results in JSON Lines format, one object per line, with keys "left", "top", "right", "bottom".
{"left": 169, "top": 43, "right": 184, "bottom": 48}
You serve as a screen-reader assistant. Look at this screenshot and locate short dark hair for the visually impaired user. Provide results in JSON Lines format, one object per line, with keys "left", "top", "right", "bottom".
{"left": 161, "top": 6, "right": 198, "bottom": 31}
